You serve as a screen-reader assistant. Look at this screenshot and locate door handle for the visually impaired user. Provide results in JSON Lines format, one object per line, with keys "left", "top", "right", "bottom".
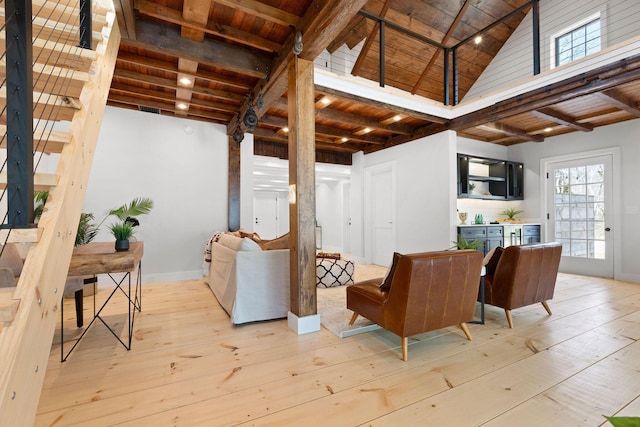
{"left": 255, "top": 218, "right": 259, "bottom": 224}
{"left": 605, "top": 227, "right": 611, "bottom": 232}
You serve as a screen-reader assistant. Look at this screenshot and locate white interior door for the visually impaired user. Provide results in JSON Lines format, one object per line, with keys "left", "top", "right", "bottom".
{"left": 366, "top": 163, "right": 396, "bottom": 266}
{"left": 253, "top": 192, "right": 278, "bottom": 239}
{"left": 546, "top": 153, "right": 614, "bottom": 277}
{"left": 342, "top": 183, "right": 351, "bottom": 254}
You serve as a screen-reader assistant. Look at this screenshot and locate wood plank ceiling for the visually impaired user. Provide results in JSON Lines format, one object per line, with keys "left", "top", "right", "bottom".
{"left": 109, "top": 0, "right": 640, "bottom": 164}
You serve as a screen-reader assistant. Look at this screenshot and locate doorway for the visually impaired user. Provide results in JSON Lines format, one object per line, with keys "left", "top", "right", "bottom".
{"left": 543, "top": 149, "right": 619, "bottom": 278}
{"left": 365, "top": 162, "right": 396, "bottom": 266}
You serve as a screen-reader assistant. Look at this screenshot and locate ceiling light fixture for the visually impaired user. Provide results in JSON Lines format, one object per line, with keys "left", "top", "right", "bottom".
{"left": 363, "top": 127, "right": 371, "bottom": 134}
{"left": 282, "top": 127, "right": 289, "bottom": 133}
{"left": 474, "top": 36, "right": 482, "bottom": 45}
{"left": 341, "top": 137, "right": 348, "bottom": 143}
{"left": 545, "top": 127, "right": 553, "bottom": 132}
{"left": 177, "top": 102, "right": 188, "bottom": 110}
{"left": 178, "top": 77, "right": 192, "bottom": 86}
{"left": 321, "top": 97, "right": 331, "bottom": 105}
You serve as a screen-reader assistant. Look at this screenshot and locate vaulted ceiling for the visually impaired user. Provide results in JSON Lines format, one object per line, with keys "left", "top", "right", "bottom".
{"left": 109, "top": 0, "right": 640, "bottom": 164}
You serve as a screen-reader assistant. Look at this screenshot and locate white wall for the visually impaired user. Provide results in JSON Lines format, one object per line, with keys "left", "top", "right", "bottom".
{"left": 316, "top": 182, "right": 344, "bottom": 252}
{"left": 352, "top": 131, "right": 457, "bottom": 265}
{"left": 465, "top": 0, "right": 640, "bottom": 100}
{"left": 84, "top": 107, "right": 229, "bottom": 283}
{"left": 508, "top": 119, "right": 640, "bottom": 282}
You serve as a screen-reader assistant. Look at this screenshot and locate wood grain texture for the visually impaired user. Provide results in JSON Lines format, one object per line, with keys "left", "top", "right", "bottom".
{"left": 68, "top": 242, "right": 144, "bottom": 276}
{"left": 34, "top": 272, "right": 640, "bottom": 425}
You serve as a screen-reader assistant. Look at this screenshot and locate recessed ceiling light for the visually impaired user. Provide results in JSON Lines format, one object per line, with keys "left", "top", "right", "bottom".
{"left": 393, "top": 115, "right": 402, "bottom": 122}
{"left": 341, "top": 137, "right": 348, "bottom": 143}
{"left": 545, "top": 127, "right": 553, "bottom": 132}
{"left": 177, "top": 102, "right": 188, "bottom": 110}
{"left": 474, "top": 36, "right": 482, "bottom": 45}
{"left": 179, "top": 77, "right": 192, "bottom": 86}
{"left": 321, "top": 97, "right": 331, "bottom": 105}
{"left": 282, "top": 127, "right": 289, "bottom": 133}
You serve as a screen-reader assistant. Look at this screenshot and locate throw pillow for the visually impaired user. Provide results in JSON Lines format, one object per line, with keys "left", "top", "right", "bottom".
{"left": 0, "top": 243, "right": 23, "bottom": 277}
{"left": 239, "top": 237, "right": 262, "bottom": 251}
{"left": 258, "top": 232, "right": 290, "bottom": 250}
{"left": 379, "top": 252, "right": 401, "bottom": 291}
{"left": 217, "top": 234, "right": 244, "bottom": 251}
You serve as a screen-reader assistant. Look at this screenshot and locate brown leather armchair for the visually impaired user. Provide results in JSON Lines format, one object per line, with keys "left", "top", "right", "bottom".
{"left": 346, "top": 250, "right": 483, "bottom": 361}
{"left": 483, "top": 242, "right": 562, "bottom": 328}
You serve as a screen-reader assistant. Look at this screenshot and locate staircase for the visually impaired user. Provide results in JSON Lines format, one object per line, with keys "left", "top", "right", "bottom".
{"left": 0, "top": 1, "right": 120, "bottom": 424}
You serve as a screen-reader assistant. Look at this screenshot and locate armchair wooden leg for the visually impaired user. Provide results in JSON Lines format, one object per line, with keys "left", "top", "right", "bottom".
{"left": 505, "top": 309, "right": 514, "bottom": 328}
{"left": 459, "top": 323, "right": 472, "bottom": 340}
{"left": 401, "top": 336, "right": 408, "bottom": 361}
{"left": 541, "top": 301, "right": 552, "bottom": 315}
{"left": 349, "top": 312, "right": 358, "bottom": 325}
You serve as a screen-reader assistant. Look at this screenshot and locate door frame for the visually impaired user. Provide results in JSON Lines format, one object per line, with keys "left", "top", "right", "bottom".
{"left": 364, "top": 161, "right": 396, "bottom": 265}
{"left": 540, "top": 147, "right": 621, "bottom": 279}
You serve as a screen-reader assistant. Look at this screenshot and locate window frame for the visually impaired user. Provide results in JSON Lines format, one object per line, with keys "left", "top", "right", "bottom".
{"left": 549, "top": 12, "right": 602, "bottom": 70}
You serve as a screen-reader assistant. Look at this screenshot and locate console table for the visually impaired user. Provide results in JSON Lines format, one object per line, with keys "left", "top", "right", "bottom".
{"left": 62, "top": 241, "right": 144, "bottom": 361}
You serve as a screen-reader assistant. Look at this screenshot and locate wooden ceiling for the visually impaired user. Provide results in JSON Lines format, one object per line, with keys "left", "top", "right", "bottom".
{"left": 109, "top": 0, "right": 640, "bottom": 164}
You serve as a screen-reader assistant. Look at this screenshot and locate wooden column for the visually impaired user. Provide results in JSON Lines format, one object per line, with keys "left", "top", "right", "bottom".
{"left": 228, "top": 135, "right": 241, "bottom": 231}
{"left": 288, "top": 56, "right": 316, "bottom": 319}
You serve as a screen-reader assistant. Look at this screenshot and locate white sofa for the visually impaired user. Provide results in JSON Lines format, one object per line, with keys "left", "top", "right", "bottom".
{"left": 206, "top": 234, "right": 290, "bottom": 324}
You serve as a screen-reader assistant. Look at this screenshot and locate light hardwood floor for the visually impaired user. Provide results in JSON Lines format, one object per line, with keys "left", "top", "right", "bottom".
{"left": 35, "top": 268, "right": 640, "bottom": 426}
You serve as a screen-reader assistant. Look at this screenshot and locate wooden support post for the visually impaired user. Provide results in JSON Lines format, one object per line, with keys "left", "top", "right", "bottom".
{"left": 228, "top": 135, "right": 241, "bottom": 231}
{"left": 287, "top": 56, "right": 317, "bottom": 326}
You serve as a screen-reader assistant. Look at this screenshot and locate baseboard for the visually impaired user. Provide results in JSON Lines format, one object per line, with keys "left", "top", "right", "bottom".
{"left": 287, "top": 311, "right": 321, "bottom": 335}
{"left": 141, "top": 270, "right": 204, "bottom": 284}
{"left": 616, "top": 272, "right": 640, "bottom": 284}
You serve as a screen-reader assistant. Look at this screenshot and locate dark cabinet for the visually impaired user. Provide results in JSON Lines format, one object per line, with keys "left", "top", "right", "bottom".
{"left": 522, "top": 225, "right": 541, "bottom": 244}
{"left": 458, "top": 154, "right": 524, "bottom": 200}
{"left": 458, "top": 225, "right": 503, "bottom": 256}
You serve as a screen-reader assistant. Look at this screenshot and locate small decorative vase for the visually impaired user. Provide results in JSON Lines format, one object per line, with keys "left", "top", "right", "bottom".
{"left": 115, "top": 239, "right": 130, "bottom": 251}
{"left": 458, "top": 212, "right": 468, "bottom": 225}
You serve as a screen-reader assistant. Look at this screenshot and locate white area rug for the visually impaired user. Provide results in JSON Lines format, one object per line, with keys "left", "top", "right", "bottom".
{"left": 318, "top": 286, "right": 381, "bottom": 338}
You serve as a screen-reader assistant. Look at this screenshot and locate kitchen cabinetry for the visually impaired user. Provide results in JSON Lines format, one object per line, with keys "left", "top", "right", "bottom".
{"left": 458, "top": 225, "right": 503, "bottom": 256}
{"left": 458, "top": 224, "right": 540, "bottom": 254}
{"left": 457, "top": 154, "right": 524, "bottom": 200}
{"left": 522, "top": 225, "right": 541, "bottom": 244}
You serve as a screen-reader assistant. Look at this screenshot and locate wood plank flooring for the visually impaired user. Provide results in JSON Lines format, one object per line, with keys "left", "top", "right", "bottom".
{"left": 35, "top": 268, "right": 640, "bottom": 426}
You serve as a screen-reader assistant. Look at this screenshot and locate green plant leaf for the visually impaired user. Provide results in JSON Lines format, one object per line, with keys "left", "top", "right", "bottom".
{"left": 108, "top": 221, "right": 135, "bottom": 240}
{"left": 452, "top": 234, "right": 484, "bottom": 250}
{"left": 499, "top": 208, "right": 524, "bottom": 219}
{"left": 75, "top": 212, "right": 98, "bottom": 247}
{"left": 109, "top": 197, "right": 154, "bottom": 222}
{"left": 604, "top": 416, "right": 640, "bottom": 427}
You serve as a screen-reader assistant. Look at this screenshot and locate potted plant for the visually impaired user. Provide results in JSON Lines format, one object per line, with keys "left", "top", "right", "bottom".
{"left": 500, "top": 208, "right": 524, "bottom": 222}
{"left": 452, "top": 234, "right": 484, "bottom": 250}
{"left": 103, "top": 197, "right": 154, "bottom": 251}
{"left": 109, "top": 221, "right": 135, "bottom": 251}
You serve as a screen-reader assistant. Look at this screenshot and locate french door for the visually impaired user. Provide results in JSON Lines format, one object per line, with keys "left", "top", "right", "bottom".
{"left": 545, "top": 153, "right": 614, "bottom": 277}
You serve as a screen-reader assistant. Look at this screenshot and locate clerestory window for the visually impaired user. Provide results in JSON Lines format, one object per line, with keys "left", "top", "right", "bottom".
{"left": 555, "top": 18, "right": 601, "bottom": 67}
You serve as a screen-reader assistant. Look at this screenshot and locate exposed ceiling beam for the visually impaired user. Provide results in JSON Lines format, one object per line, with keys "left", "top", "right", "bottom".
{"left": 108, "top": 93, "right": 233, "bottom": 122}
{"left": 451, "top": 55, "right": 640, "bottom": 130}
{"left": 595, "top": 89, "right": 640, "bottom": 118}
{"left": 227, "top": 0, "right": 369, "bottom": 136}
{"left": 260, "top": 114, "right": 386, "bottom": 144}
{"left": 531, "top": 107, "right": 594, "bottom": 132}
{"left": 114, "top": 0, "right": 136, "bottom": 39}
{"left": 252, "top": 127, "right": 362, "bottom": 153}
{"left": 181, "top": 0, "right": 212, "bottom": 41}
{"left": 325, "top": 15, "right": 366, "bottom": 53}
{"left": 269, "top": 97, "right": 413, "bottom": 134}
{"left": 115, "top": 52, "right": 253, "bottom": 91}
{"left": 315, "top": 85, "right": 448, "bottom": 124}
{"left": 135, "top": 0, "right": 281, "bottom": 52}
{"left": 213, "top": 0, "right": 302, "bottom": 28}
{"left": 123, "top": 20, "right": 270, "bottom": 78}
{"left": 478, "top": 123, "right": 544, "bottom": 142}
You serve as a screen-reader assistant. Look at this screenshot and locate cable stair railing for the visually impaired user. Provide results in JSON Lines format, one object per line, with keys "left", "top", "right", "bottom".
{"left": 0, "top": 0, "right": 120, "bottom": 424}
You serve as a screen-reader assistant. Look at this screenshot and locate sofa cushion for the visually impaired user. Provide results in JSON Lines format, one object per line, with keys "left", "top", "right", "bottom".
{"left": 379, "top": 252, "right": 401, "bottom": 291}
